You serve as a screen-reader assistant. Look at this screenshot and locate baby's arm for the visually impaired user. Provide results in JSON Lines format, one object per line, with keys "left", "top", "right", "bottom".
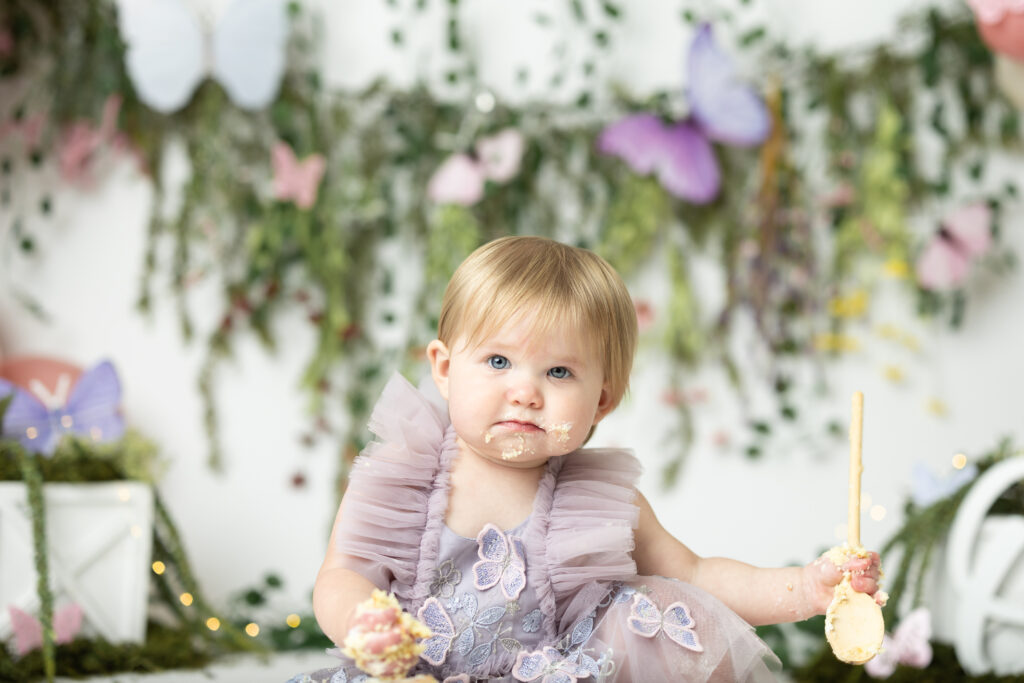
{"left": 632, "top": 491, "right": 880, "bottom": 626}
{"left": 312, "top": 504, "right": 383, "bottom": 646}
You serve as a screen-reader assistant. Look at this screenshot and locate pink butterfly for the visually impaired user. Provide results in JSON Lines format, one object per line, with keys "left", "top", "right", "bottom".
{"left": 472, "top": 523, "right": 527, "bottom": 600}
{"left": 626, "top": 593, "right": 703, "bottom": 652}
{"left": 8, "top": 604, "right": 83, "bottom": 655}
{"left": 915, "top": 203, "right": 993, "bottom": 292}
{"left": 426, "top": 128, "right": 525, "bottom": 206}
{"left": 864, "top": 607, "right": 933, "bottom": 678}
{"left": 271, "top": 141, "right": 326, "bottom": 209}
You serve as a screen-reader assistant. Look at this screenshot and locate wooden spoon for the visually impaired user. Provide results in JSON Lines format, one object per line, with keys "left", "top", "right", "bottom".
{"left": 825, "top": 391, "right": 885, "bottom": 664}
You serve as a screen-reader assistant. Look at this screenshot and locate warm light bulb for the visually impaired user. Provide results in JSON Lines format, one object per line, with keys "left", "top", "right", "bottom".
{"left": 60, "top": 415, "right": 73, "bottom": 428}
{"left": 130, "top": 525, "right": 142, "bottom": 538}
{"left": 870, "top": 505, "right": 886, "bottom": 521}
{"left": 952, "top": 453, "right": 968, "bottom": 470}
{"left": 475, "top": 92, "right": 495, "bottom": 113}
{"left": 286, "top": 614, "right": 301, "bottom": 628}
{"left": 152, "top": 561, "right": 166, "bottom": 575}
{"left": 206, "top": 617, "right": 220, "bottom": 631}
{"left": 26, "top": 427, "right": 38, "bottom": 440}
{"left": 180, "top": 593, "right": 194, "bottom": 606}
{"left": 90, "top": 427, "right": 103, "bottom": 441}
{"left": 245, "top": 623, "right": 260, "bottom": 637}
{"left": 118, "top": 486, "right": 132, "bottom": 502}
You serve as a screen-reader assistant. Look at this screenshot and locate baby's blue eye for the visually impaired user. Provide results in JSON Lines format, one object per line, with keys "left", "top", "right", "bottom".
{"left": 548, "top": 366, "right": 571, "bottom": 379}
{"left": 488, "top": 355, "right": 510, "bottom": 370}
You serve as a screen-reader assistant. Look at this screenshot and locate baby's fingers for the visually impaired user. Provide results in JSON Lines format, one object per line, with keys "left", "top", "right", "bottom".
{"left": 843, "top": 551, "right": 881, "bottom": 594}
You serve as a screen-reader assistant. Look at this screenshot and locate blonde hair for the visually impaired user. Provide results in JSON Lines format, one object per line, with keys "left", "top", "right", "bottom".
{"left": 437, "top": 236, "right": 638, "bottom": 409}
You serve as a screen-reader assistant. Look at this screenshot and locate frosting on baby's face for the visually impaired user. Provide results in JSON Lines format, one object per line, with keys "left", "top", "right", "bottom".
{"left": 432, "top": 314, "right": 612, "bottom": 469}
{"left": 481, "top": 418, "right": 576, "bottom": 461}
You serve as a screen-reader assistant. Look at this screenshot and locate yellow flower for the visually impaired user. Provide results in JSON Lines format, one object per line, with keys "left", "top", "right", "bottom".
{"left": 883, "top": 258, "right": 910, "bottom": 279}
{"left": 813, "top": 333, "right": 861, "bottom": 352}
{"left": 883, "top": 365, "right": 905, "bottom": 383}
{"left": 828, "top": 290, "right": 869, "bottom": 318}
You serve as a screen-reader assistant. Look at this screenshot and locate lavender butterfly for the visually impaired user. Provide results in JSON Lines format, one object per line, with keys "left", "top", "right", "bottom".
{"left": 626, "top": 593, "right": 703, "bottom": 652}
{"left": 598, "top": 23, "right": 770, "bottom": 204}
{"left": 417, "top": 597, "right": 456, "bottom": 666}
{"left": 512, "top": 646, "right": 593, "bottom": 683}
{"left": 0, "top": 360, "right": 124, "bottom": 456}
{"left": 472, "top": 523, "right": 527, "bottom": 600}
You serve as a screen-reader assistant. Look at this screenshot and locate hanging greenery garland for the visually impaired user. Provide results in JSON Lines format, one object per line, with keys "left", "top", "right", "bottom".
{"left": 0, "top": 1, "right": 1020, "bottom": 484}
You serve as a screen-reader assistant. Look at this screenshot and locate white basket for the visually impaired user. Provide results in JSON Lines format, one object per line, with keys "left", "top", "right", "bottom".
{"left": 0, "top": 481, "right": 154, "bottom": 644}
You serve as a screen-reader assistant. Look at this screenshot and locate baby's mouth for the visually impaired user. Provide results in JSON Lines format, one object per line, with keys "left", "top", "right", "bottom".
{"left": 493, "top": 420, "right": 544, "bottom": 434}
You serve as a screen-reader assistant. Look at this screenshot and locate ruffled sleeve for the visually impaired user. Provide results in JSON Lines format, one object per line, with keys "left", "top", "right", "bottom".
{"left": 333, "top": 373, "right": 454, "bottom": 598}
{"left": 534, "top": 448, "right": 642, "bottom": 633}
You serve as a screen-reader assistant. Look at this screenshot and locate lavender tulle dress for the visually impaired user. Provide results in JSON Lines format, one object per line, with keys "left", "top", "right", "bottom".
{"left": 290, "top": 375, "right": 780, "bottom": 682}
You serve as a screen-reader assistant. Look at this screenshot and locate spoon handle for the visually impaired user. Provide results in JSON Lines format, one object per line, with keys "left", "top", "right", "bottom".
{"left": 848, "top": 392, "right": 864, "bottom": 547}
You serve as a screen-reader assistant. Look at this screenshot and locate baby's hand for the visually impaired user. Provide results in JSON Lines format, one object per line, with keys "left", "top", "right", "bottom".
{"left": 802, "top": 548, "right": 885, "bottom": 615}
{"left": 342, "top": 590, "right": 432, "bottom": 680}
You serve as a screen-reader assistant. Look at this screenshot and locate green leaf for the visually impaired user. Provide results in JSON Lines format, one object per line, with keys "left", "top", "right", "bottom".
{"left": 740, "top": 27, "right": 765, "bottom": 47}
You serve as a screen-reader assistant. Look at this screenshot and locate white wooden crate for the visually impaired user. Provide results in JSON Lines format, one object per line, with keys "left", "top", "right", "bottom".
{"left": 0, "top": 481, "right": 153, "bottom": 644}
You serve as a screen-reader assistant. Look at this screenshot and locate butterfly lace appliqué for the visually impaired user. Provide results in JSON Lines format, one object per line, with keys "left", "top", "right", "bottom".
{"left": 512, "top": 646, "right": 593, "bottom": 683}
{"left": 472, "top": 523, "right": 527, "bottom": 600}
{"left": 626, "top": 593, "right": 703, "bottom": 652}
{"left": 417, "top": 597, "right": 457, "bottom": 666}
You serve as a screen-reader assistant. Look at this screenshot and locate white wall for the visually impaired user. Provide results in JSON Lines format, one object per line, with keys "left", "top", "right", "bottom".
{"left": 3, "top": 0, "right": 1019, "bottom": 624}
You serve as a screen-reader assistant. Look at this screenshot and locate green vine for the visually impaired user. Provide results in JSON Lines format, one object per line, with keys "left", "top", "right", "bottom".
{"left": 16, "top": 448, "right": 55, "bottom": 682}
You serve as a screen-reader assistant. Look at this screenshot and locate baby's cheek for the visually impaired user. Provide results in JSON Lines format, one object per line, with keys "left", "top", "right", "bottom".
{"left": 545, "top": 421, "right": 576, "bottom": 452}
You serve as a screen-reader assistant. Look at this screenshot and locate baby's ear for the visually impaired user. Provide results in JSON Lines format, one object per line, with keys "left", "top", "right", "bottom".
{"left": 593, "top": 383, "right": 617, "bottom": 425}
{"left": 426, "top": 339, "right": 451, "bottom": 400}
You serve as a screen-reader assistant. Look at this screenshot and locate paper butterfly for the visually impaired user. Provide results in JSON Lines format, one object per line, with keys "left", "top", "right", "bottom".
{"left": 864, "top": 607, "right": 933, "bottom": 678}
{"left": 0, "top": 360, "right": 124, "bottom": 456}
{"left": 512, "top": 645, "right": 593, "bottom": 683}
{"left": 967, "top": 0, "right": 1024, "bottom": 25}
{"left": 911, "top": 461, "right": 979, "bottom": 508}
{"left": 8, "top": 604, "right": 83, "bottom": 655}
{"left": 626, "top": 593, "right": 703, "bottom": 652}
{"left": 472, "top": 523, "right": 527, "bottom": 600}
{"left": 416, "top": 597, "right": 456, "bottom": 666}
{"left": 427, "top": 128, "right": 525, "bottom": 206}
{"left": 119, "top": 0, "right": 288, "bottom": 114}
{"left": 272, "top": 142, "right": 326, "bottom": 209}
{"left": 598, "top": 23, "right": 770, "bottom": 204}
{"left": 915, "top": 203, "right": 993, "bottom": 292}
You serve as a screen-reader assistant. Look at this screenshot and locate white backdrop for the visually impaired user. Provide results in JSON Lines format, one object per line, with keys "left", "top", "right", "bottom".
{"left": 3, "top": 0, "right": 1021, "bottom": 626}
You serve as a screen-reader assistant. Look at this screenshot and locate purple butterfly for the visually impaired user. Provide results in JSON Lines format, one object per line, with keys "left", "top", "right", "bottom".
{"left": 626, "top": 593, "right": 703, "bottom": 652}
{"left": 472, "top": 523, "right": 527, "bottom": 600}
{"left": 512, "top": 646, "right": 593, "bottom": 683}
{"left": 0, "top": 360, "right": 124, "bottom": 455}
{"left": 598, "top": 23, "right": 770, "bottom": 204}
{"left": 416, "top": 597, "right": 456, "bottom": 666}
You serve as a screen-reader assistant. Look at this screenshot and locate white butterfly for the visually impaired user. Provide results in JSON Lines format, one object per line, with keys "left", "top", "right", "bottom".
{"left": 118, "top": 0, "right": 288, "bottom": 114}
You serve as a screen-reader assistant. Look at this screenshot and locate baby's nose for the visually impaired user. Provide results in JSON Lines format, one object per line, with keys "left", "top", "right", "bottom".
{"left": 507, "top": 377, "right": 542, "bottom": 407}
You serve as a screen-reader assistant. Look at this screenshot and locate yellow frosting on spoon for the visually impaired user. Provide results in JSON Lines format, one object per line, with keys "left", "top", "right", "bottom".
{"left": 824, "top": 546, "right": 885, "bottom": 664}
